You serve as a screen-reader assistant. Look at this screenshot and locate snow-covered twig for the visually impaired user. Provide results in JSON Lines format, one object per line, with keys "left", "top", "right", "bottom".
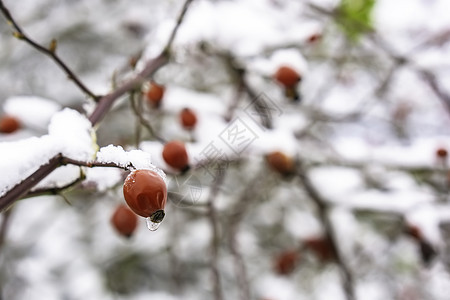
{"left": 0, "top": 154, "right": 133, "bottom": 211}
{"left": 0, "top": 0, "right": 196, "bottom": 211}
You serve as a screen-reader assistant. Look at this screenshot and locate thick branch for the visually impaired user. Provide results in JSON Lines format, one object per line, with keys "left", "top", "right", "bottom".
{"left": 88, "top": 53, "right": 168, "bottom": 125}
{"left": 0, "top": 154, "right": 64, "bottom": 211}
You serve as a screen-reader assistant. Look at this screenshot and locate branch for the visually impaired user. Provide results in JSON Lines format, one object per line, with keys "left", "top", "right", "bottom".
{"left": 0, "top": 0, "right": 196, "bottom": 209}
{"left": 129, "top": 92, "right": 166, "bottom": 143}
{"left": 0, "top": 154, "right": 133, "bottom": 211}
{"left": 87, "top": 53, "right": 168, "bottom": 125}
{"left": 206, "top": 170, "right": 226, "bottom": 300}
{"left": 23, "top": 171, "right": 86, "bottom": 199}
{"left": 226, "top": 171, "right": 267, "bottom": 300}
{"left": 200, "top": 45, "right": 273, "bottom": 129}
{"left": 419, "top": 70, "right": 450, "bottom": 116}
{"left": 296, "top": 161, "right": 356, "bottom": 300}
{"left": 0, "top": 154, "right": 63, "bottom": 211}
{"left": 162, "top": 0, "right": 195, "bottom": 54}
{"left": 0, "top": 207, "right": 13, "bottom": 253}
{"left": 0, "top": 0, "right": 100, "bottom": 100}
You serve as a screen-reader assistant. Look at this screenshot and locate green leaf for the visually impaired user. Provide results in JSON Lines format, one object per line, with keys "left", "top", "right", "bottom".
{"left": 337, "top": 0, "right": 376, "bottom": 41}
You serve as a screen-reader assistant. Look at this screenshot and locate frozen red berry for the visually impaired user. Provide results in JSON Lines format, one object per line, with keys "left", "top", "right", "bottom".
{"left": 123, "top": 169, "right": 167, "bottom": 223}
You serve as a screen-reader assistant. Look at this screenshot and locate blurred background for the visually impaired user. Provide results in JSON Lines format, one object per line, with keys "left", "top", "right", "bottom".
{"left": 1, "top": 0, "right": 450, "bottom": 299}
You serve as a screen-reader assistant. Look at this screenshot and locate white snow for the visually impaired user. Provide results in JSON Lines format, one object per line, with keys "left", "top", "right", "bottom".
{"left": 3, "top": 96, "right": 61, "bottom": 131}
{"left": 0, "top": 108, "right": 95, "bottom": 196}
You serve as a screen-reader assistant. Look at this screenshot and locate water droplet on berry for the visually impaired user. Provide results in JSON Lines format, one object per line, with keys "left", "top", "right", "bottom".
{"left": 146, "top": 217, "right": 162, "bottom": 231}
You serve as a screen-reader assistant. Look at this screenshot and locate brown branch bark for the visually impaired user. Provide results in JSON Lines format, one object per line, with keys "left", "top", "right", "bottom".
{"left": 296, "top": 161, "right": 356, "bottom": 300}
{"left": 0, "top": 0, "right": 195, "bottom": 211}
{"left": 0, "top": 0, "right": 100, "bottom": 100}
{"left": 206, "top": 170, "right": 226, "bottom": 300}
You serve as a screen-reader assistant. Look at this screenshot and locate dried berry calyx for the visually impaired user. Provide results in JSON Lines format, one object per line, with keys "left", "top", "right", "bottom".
{"left": 123, "top": 169, "right": 167, "bottom": 220}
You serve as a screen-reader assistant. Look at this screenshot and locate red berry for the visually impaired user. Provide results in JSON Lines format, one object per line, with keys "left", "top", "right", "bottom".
{"left": 307, "top": 33, "right": 321, "bottom": 43}
{"left": 406, "top": 225, "right": 422, "bottom": 241}
{"left": 111, "top": 204, "right": 138, "bottom": 238}
{"left": 180, "top": 108, "right": 197, "bottom": 130}
{"left": 123, "top": 169, "right": 167, "bottom": 223}
{"left": 145, "top": 82, "right": 165, "bottom": 107}
{"left": 274, "top": 66, "right": 301, "bottom": 88}
{"left": 304, "top": 237, "right": 335, "bottom": 262}
{"left": 0, "top": 115, "right": 20, "bottom": 134}
{"left": 162, "top": 140, "right": 189, "bottom": 171}
{"left": 436, "top": 147, "right": 448, "bottom": 159}
{"left": 273, "top": 250, "right": 300, "bottom": 275}
{"left": 266, "top": 151, "right": 295, "bottom": 175}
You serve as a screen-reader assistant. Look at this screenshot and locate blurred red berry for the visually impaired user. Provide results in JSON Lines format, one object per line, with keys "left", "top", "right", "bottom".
{"left": 111, "top": 204, "right": 138, "bottom": 238}
{"left": 307, "top": 33, "right": 321, "bottom": 43}
{"left": 274, "top": 65, "right": 301, "bottom": 88}
{"left": 304, "top": 236, "right": 335, "bottom": 262}
{"left": 266, "top": 151, "right": 295, "bottom": 176}
{"left": 273, "top": 250, "right": 299, "bottom": 275}
{"left": 180, "top": 108, "right": 197, "bottom": 130}
{"left": 162, "top": 140, "right": 189, "bottom": 171}
{"left": 436, "top": 147, "right": 448, "bottom": 159}
{"left": 145, "top": 82, "right": 165, "bottom": 107}
{"left": 0, "top": 115, "right": 20, "bottom": 134}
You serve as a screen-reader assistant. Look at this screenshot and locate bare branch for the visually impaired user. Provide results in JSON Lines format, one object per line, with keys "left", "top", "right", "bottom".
{"left": 129, "top": 92, "right": 166, "bottom": 143}
{"left": 296, "top": 161, "right": 356, "bottom": 300}
{"left": 163, "top": 0, "right": 195, "bottom": 54}
{"left": 0, "top": 0, "right": 100, "bottom": 100}
{"left": 206, "top": 170, "right": 226, "bottom": 300}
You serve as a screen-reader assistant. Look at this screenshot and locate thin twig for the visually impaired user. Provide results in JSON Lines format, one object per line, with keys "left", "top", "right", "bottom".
{"left": 129, "top": 91, "right": 166, "bottom": 143}
{"left": 0, "top": 0, "right": 100, "bottom": 100}
{"left": 227, "top": 171, "right": 266, "bottom": 300}
{"left": 162, "top": 0, "right": 195, "bottom": 54}
{"left": 206, "top": 170, "right": 226, "bottom": 300}
{"left": 23, "top": 171, "right": 85, "bottom": 199}
{"left": 0, "top": 0, "right": 196, "bottom": 209}
{"left": 0, "top": 154, "right": 133, "bottom": 211}
{"left": 201, "top": 45, "right": 273, "bottom": 129}
{"left": 0, "top": 208, "right": 13, "bottom": 252}
{"left": 296, "top": 161, "right": 356, "bottom": 300}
